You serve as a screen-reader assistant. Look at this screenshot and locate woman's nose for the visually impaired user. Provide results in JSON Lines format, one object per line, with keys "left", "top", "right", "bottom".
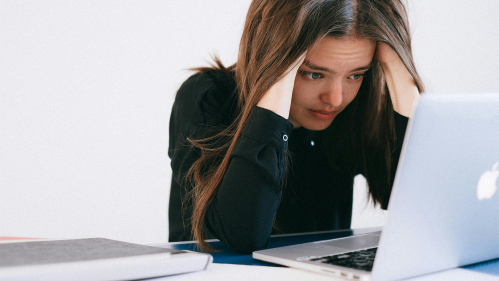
{"left": 320, "top": 81, "right": 342, "bottom": 107}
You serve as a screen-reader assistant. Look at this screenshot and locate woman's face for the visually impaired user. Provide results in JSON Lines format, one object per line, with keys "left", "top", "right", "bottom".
{"left": 289, "top": 36, "right": 376, "bottom": 130}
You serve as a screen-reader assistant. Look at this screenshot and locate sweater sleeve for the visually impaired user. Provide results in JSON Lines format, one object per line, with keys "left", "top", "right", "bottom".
{"left": 205, "top": 107, "right": 293, "bottom": 254}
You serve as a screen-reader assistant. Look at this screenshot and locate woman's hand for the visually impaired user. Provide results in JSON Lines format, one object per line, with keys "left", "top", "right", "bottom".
{"left": 256, "top": 53, "right": 306, "bottom": 119}
{"left": 375, "top": 42, "right": 420, "bottom": 117}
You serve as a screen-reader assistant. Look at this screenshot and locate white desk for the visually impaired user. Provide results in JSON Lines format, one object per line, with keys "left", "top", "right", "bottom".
{"left": 150, "top": 262, "right": 499, "bottom": 281}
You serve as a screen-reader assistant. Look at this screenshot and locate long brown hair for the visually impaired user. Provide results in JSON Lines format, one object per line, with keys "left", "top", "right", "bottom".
{"left": 184, "top": 0, "right": 424, "bottom": 252}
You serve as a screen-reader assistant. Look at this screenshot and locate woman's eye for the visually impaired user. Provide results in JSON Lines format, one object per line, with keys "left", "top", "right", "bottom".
{"left": 348, "top": 74, "right": 363, "bottom": 80}
{"left": 305, "top": 72, "right": 322, "bottom": 80}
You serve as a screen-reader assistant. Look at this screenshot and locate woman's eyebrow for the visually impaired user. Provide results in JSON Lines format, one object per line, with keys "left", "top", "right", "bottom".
{"left": 351, "top": 65, "right": 371, "bottom": 72}
{"left": 303, "top": 60, "right": 371, "bottom": 73}
{"left": 303, "top": 60, "right": 331, "bottom": 72}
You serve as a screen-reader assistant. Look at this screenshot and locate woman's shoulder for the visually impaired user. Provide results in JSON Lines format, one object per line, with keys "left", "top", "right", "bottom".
{"left": 174, "top": 69, "right": 238, "bottom": 122}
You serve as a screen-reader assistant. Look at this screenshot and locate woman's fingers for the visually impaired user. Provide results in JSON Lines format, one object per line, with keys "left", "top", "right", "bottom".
{"left": 290, "top": 52, "right": 307, "bottom": 72}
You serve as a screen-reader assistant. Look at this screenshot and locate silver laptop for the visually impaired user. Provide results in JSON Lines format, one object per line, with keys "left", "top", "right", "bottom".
{"left": 254, "top": 93, "right": 499, "bottom": 281}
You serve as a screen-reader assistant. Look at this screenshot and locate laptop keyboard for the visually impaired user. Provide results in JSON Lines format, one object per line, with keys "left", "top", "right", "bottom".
{"left": 310, "top": 247, "right": 377, "bottom": 272}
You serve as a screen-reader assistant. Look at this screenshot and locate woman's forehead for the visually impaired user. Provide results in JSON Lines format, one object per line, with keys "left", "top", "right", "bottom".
{"left": 305, "top": 36, "right": 376, "bottom": 72}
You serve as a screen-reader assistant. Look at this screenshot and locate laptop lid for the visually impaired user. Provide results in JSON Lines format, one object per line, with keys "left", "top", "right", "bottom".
{"left": 372, "top": 93, "right": 499, "bottom": 281}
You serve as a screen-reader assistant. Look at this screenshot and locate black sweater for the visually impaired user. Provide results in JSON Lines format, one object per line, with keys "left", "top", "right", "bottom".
{"left": 168, "top": 70, "right": 408, "bottom": 253}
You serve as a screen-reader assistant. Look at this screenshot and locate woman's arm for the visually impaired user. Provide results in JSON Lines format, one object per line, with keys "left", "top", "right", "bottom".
{"left": 169, "top": 71, "right": 293, "bottom": 253}
{"left": 208, "top": 55, "right": 305, "bottom": 252}
{"left": 205, "top": 107, "right": 292, "bottom": 253}
{"left": 375, "top": 42, "right": 420, "bottom": 118}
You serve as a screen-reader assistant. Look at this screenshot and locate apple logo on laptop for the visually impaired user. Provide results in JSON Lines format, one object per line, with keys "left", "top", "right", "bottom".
{"left": 477, "top": 162, "right": 499, "bottom": 200}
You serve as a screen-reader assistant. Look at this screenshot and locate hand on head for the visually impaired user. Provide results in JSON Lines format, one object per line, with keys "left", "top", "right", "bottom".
{"left": 375, "top": 42, "right": 403, "bottom": 67}
{"left": 256, "top": 52, "right": 307, "bottom": 119}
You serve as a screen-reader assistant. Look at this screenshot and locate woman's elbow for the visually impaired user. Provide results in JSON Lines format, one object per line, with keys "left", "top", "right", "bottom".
{"left": 226, "top": 236, "right": 270, "bottom": 254}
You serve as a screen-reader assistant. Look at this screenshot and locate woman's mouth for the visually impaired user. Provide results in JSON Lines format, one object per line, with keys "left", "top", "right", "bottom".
{"left": 309, "top": 109, "right": 337, "bottom": 120}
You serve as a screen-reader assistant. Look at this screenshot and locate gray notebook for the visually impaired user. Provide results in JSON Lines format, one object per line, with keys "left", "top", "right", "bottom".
{"left": 0, "top": 238, "right": 212, "bottom": 281}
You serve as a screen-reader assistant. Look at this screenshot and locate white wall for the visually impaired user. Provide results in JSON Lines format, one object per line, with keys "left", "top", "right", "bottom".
{"left": 409, "top": 0, "right": 499, "bottom": 94}
{"left": 1, "top": 1, "right": 498, "bottom": 244}
{"left": 0, "top": 0, "right": 250, "bottom": 244}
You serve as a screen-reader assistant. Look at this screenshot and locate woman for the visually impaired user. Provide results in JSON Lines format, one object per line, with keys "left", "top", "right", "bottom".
{"left": 169, "top": 0, "right": 424, "bottom": 254}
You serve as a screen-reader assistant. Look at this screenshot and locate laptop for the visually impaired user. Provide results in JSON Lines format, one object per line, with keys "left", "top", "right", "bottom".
{"left": 253, "top": 93, "right": 499, "bottom": 281}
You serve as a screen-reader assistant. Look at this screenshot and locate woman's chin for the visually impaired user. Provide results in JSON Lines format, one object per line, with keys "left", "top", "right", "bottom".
{"left": 298, "top": 118, "right": 335, "bottom": 131}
